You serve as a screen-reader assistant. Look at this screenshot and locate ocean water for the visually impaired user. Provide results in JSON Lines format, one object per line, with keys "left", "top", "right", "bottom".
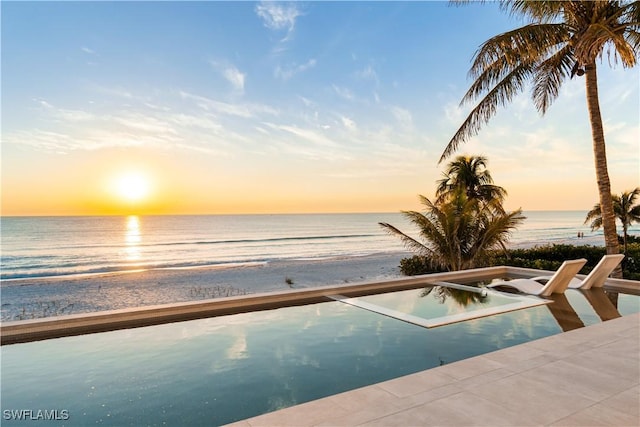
{"left": 1, "top": 211, "right": 634, "bottom": 281}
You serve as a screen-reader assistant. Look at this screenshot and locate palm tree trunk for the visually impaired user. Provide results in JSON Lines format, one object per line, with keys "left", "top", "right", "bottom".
{"left": 584, "top": 62, "right": 621, "bottom": 278}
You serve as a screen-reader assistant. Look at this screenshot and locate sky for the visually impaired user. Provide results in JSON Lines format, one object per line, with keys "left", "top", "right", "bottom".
{"left": 2, "top": 1, "right": 639, "bottom": 216}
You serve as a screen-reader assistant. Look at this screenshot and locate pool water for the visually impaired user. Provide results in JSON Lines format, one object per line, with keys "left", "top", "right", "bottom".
{"left": 332, "top": 283, "right": 552, "bottom": 328}
{"left": 2, "top": 286, "right": 639, "bottom": 426}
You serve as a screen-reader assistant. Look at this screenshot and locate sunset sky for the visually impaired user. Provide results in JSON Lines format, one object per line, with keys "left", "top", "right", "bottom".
{"left": 2, "top": 1, "right": 638, "bottom": 216}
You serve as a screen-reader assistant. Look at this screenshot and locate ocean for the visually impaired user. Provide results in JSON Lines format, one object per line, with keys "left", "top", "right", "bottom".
{"left": 1, "top": 211, "right": 634, "bottom": 281}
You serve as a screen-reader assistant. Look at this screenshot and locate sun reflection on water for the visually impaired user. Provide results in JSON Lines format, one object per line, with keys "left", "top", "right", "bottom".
{"left": 125, "top": 215, "right": 142, "bottom": 262}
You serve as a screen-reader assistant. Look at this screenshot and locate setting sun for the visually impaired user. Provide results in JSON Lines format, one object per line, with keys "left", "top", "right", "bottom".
{"left": 113, "top": 171, "right": 151, "bottom": 203}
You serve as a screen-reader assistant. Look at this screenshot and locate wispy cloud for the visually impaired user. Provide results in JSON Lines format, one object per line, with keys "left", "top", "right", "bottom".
{"left": 5, "top": 129, "right": 85, "bottom": 153}
{"left": 258, "top": 121, "right": 356, "bottom": 161}
{"left": 113, "top": 114, "right": 177, "bottom": 135}
{"left": 443, "top": 101, "right": 464, "bottom": 124}
{"left": 327, "top": 142, "right": 430, "bottom": 179}
{"left": 180, "top": 91, "right": 250, "bottom": 117}
{"left": 275, "top": 58, "right": 317, "bottom": 80}
{"left": 340, "top": 116, "right": 357, "bottom": 132}
{"left": 35, "top": 98, "right": 54, "bottom": 109}
{"left": 209, "top": 61, "right": 246, "bottom": 93}
{"left": 169, "top": 113, "right": 223, "bottom": 132}
{"left": 355, "top": 65, "right": 379, "bottom": 85}
{"left": 263, "top": 122, "right": 339, "bottom": 148}
{"left": 298, "top": 96, "right": 315, "bottom": 108}
{"left": 224, "top": 68, "right": 246, "bottom": 92}
{"left": 81, "top": 46, "right": 96, "bottom": 55}
{"left": 389, "top": 106, "right": 413, "bottom": 128}
{"left": 333, "top": 85, "right": 355, "bottom": 101}
{"left": 354, "top": 65, "right": 381, "bottom": 104}
{"left": 179, "top": 91, "right": 278, "bottom": 118}
{"left": 90, "top": 85, "right": 135, "bottom": 100}
{"left": 475, "top": 125, "right": 591, "bottom": 176}
{"left": 255, "top": 1, "right": 303, "bottom": 41}
{"left": 36, "top": 99, "right": 95, "bottom": 122}
{"left": 3, "top": 93, "right": 278, "bottom": 157}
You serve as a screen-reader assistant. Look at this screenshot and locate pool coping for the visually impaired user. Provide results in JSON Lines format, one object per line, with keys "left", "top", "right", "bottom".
{"left": 2, "top": 266, "right": 638, "bottom": 345}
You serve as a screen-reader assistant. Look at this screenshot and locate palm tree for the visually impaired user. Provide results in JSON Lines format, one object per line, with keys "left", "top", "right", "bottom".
{"left": 442, "top": 1, "right": 640, "bottom": 276}
{"left": 420, "top": 285, "right": 489, "bottom": 307}
{"left": 435, "top": 154, "right": 507, "bottom": 211}
{"left": 585, "top": 188, "right": 640, "bottom": 254}
{"left": 379, "top": 190, "right": 525, "bottom": 271}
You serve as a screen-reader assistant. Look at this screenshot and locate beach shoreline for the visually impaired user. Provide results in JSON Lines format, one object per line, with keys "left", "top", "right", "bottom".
{"left": 0, "top": 252, "right": 411, "bottom": 321}
{"left": 0, "top": 236, "right": 607, "bottom": 321}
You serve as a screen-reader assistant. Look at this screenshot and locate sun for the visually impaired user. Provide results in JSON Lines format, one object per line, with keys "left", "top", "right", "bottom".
{"left": 113, "top": 171, "right": 151, "bottom": 203}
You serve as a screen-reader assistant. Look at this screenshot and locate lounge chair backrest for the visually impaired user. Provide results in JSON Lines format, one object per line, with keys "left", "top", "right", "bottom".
{"left": 540, "top": 258, "right": 587, "bottom": 296}
{"left": 581, "top": 254, "right": 625, "bottom": 289}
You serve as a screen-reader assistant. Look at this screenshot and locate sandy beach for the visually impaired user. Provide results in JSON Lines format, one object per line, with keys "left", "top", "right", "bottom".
{"left": 0, "top": 234, "right": 608, "bottom": 321}
{"left": 0, "top": 252, "right": 411, "bottom": 321}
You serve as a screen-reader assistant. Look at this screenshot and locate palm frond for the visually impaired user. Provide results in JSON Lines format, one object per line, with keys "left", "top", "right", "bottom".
{"left": 441, "top": 63, "right": 534, "bottom": 162}
{"left": 443, "top": 1, "right": 639, "bottom": 163}
{"left": 607, "top": 30, "right": 639, "bottom": 67}
{"left": 625, "top": 29, "right": 640, "bottom": 54}
{"left": 402, "top": 209, "right": 451, "bottom": 259}
{"left": 468, "top": 23, "right": 569, "bottom": 80}
{"left": 533, "top": 44, "right": 575, "bottom": 112}
{"left": 620, "top": 1, "right": 640, "bottom": 31}
{"left": 575, "top": 22, "right": 637, "bottom": 67}
{"left": 584, "top": 201, "right": 603, "bottom": 227}
{"left": 379, "top": 221, "right": 432, "bottom": 256}
{"left": 502, "top": 1, "right": 565, "bottom": 22}
{"left": 629, "top": 206, "right": 640, "bottom": 223}
{"left": 620, "top": 187, "right": 640, "bottom": 224}
{"left": 583, "top": 187, "right": 640, "bottom": 231}
{"left": 383, "top": 190, "right": 524, "bottom": 271}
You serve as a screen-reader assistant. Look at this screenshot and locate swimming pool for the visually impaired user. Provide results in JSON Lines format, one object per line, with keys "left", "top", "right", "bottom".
{"left": 2, "top": 281, "right": 639, "bottom": 426}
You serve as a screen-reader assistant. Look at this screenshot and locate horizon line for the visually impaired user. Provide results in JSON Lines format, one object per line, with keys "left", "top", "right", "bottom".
{"left": 0, "top": 209, "right": 591, "bottom": 218}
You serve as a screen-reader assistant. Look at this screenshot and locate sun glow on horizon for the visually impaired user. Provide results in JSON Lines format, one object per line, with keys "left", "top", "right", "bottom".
{"left": 111, "top": 171, "right": 152, "bottom": 204}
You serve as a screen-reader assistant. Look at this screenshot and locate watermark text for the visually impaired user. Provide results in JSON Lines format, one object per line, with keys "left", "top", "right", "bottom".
{"left": 3, "top": 409, "right": 69, "bottom": 421}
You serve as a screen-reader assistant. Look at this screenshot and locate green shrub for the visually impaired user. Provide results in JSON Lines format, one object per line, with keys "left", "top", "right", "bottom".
{"left": 489, "top": 244, "right": 639, "bottom": 280}
{"left": 619, "top": 234, "right": 640, "bottom": 244}
{"left": 399, "top": 243, "right": 639, "bottom": 280}
{"left": 399, "top": 255, "right": 446, "bottom": 276}
{"left": 623, "top": 242, "right": 640, "bottom": 280}
{"left": 489, "top": 245, "right": 606, "bottom": 273}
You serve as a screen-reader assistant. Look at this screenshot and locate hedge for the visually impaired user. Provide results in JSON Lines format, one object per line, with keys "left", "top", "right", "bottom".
{"left": 399, "top": 242, "right": 640, "bottom": 280}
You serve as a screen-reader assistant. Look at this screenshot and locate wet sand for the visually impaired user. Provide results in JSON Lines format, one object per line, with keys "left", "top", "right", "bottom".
{"left": 1, "top": 252, "right": 410, "bottom": 321}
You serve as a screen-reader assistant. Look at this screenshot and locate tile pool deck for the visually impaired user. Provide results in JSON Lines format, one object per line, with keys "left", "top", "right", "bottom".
{"left": 228, "top": 312, "right": 640, "bottom": 427}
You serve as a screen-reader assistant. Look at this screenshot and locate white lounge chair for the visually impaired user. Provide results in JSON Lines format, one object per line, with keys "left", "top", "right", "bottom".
{"left": 487, "top": 258, "right": 587, "bottom": 297}
{"left": 529, "top": 254, "right": 624, "bottom": 290}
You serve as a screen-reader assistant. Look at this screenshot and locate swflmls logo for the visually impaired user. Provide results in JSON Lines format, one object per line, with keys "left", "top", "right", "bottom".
{"left": 3, "top": 409, "right": 70, "bottom": 421}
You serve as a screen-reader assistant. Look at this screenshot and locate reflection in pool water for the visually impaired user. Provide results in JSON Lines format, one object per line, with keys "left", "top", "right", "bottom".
{"left": 331, "top": 284, "right": 553, "bottom": 328}
{"left": 1, "top": 286, "right": 638, "bottom": 426}
{"left": 361, "top": 284, "right": 496, "bottom": 315}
